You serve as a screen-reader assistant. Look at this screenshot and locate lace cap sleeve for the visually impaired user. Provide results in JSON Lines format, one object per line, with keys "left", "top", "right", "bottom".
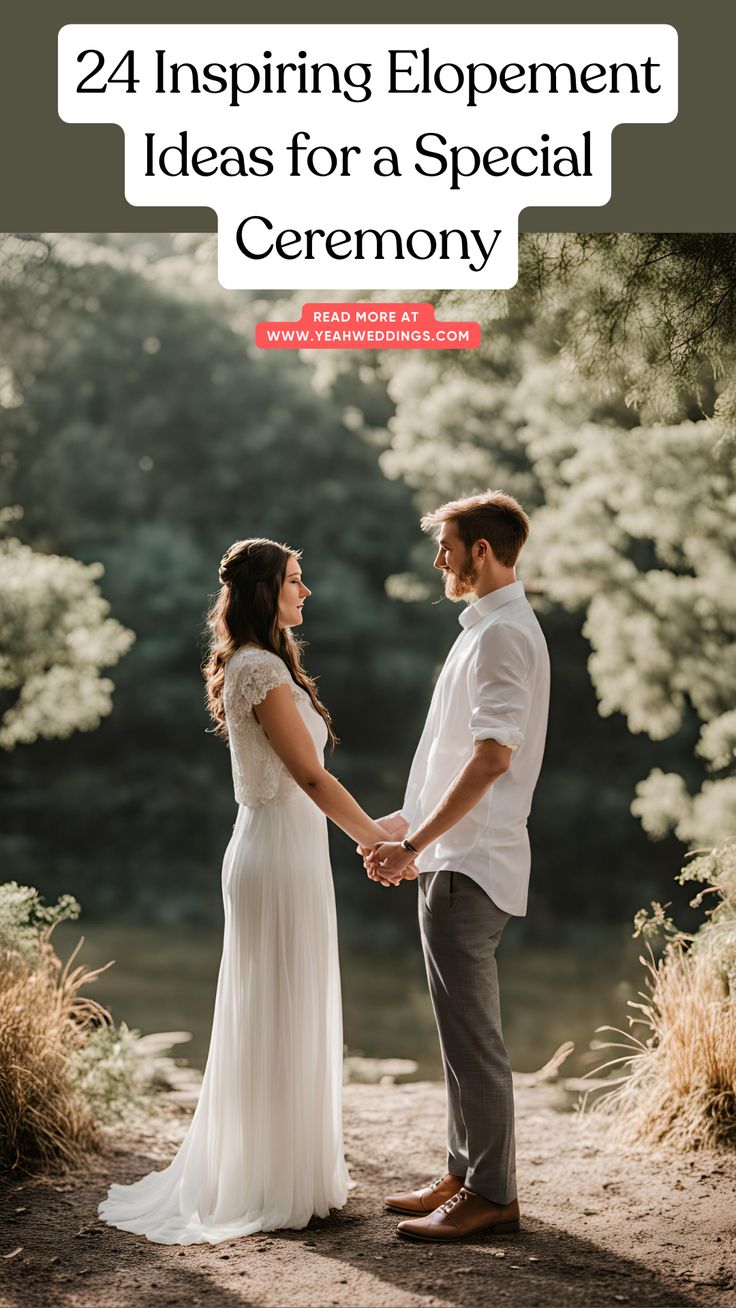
{"left": 236, "top": 650, "right": 292, "bottom": 715}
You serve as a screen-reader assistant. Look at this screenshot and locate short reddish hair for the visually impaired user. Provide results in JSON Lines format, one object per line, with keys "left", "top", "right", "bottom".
{"left": 421, "top": 490, "right": 530, "bottom": 568}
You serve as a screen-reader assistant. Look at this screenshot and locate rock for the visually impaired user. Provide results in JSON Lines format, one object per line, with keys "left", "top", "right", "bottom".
{"left": 343, "top": 1056, "right": 419, "bottom": 1085}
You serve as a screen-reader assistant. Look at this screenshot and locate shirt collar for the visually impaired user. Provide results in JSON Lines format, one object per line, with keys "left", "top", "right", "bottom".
{"left": 458, "top": 579, "right": 525, "bottom": 629}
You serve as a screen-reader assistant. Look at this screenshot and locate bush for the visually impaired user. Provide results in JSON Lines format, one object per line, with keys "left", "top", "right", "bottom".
{"left": 0, "top": 883, "right": 182, "bottom": 1173}
{"left": 0, "top": 882, "right": 81, "bottom": 964}
{"left": 593, "top": 837, "right": 736, "bottom": 1149}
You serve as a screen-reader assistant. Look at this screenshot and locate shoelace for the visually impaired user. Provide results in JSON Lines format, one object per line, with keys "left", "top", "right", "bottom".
{"left": 439, "top": 1189, "right": 468, "bottom": 1215}
{"left": 426, "top": 1176, "right": 447, "bottom": 1193}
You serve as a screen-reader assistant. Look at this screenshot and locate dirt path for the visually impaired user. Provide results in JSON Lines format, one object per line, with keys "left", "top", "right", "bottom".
{"left": 1, "top": 1081, "right": 734, "bottom": 1308}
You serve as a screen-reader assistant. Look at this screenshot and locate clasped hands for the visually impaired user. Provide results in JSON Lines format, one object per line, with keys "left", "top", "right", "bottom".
{"left": 356, "top": 814, "right": 419, "bottom": 888}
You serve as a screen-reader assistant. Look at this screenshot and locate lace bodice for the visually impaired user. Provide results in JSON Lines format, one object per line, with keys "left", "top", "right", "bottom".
{"left": 223, "top": 646, "right": 327, "bottom": 807}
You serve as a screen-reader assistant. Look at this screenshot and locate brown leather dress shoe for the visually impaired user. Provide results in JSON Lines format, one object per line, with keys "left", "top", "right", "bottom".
{"left": 384, "top": 1173, "right": 464, "bottom": 1216}
{"left": 396, "top": 1188, "right": 521, "bottom": 1241}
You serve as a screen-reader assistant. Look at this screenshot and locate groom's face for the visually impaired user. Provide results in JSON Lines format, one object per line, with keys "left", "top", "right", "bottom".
{"left": 434, "top": 521, "right": 478, "bottom": 600}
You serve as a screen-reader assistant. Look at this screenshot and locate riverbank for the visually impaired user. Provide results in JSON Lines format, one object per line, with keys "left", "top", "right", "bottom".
{"left": 1, "top": 1080, "right": 734, "bottom": 1308}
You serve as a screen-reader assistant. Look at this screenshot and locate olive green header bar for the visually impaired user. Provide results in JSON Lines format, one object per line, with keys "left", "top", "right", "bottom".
{"left": 1, "top": 1, "right": 730, "bottom": 233}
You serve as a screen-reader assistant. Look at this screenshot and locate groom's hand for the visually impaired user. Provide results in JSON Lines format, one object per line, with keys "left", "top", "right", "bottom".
{"left": 356, "top": 830, "right": 417, "bottom": 887}
{"left": 356, "top": 823, "right": 399, "bottom": 887}
{"left": 358, "top": 848, "right": 418, "bottom": 886}
{"left": 365, "top": 841, "right": 418, "bottom": 883}
{"left": 358, "top": 814, "right": 412, "bottom": 886}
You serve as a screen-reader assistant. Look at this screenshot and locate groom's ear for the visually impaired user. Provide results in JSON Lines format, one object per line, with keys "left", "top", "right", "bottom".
{"left": 475, "top": 537, "right": 493, "bottom": 562}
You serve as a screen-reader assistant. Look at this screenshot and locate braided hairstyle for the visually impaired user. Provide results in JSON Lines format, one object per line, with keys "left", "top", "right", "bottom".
{"left": 203, "top": 537, "right": 336, "bottom": 746}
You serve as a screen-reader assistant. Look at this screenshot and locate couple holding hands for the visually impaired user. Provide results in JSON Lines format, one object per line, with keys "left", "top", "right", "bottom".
{"left": 98, "top": 489, "right": 550, "bottom": 1249}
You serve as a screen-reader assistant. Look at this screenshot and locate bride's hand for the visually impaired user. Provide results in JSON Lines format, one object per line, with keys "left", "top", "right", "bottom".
{"left": 357, "top": 826, "right": 418, "bottom": 887}
{"left": 357, "top": 823, "right": 397, "bottom": 886}
{"left": 365, "top": 840, "right": 416, "bottom": 884}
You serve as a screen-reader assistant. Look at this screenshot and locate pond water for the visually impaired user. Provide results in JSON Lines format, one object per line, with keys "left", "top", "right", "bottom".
{"left": 55, "top": 916, "right": 650, "bottom": 1083}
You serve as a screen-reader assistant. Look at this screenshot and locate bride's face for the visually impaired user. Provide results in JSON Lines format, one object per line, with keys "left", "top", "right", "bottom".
{"left": 278, "top": 558, "right": 311, "bottom": 628}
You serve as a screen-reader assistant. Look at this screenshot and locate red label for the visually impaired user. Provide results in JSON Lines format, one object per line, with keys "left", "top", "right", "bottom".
{"left": 256, "top": 302, "right": 480, "bottom": 350}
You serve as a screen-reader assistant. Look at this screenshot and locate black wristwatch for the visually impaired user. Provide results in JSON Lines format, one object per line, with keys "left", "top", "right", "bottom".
{"left": 402, "top": 837, "right": 419, "bottom": 855}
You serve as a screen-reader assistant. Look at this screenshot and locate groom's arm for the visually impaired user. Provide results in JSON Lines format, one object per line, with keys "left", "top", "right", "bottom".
{"left": 365, "top": 739, "right": 511, "bottom": 881}
{"left": 362, "top": 678, "right": 439, "bottom": 878}
{"left": 368, "top": 621, "right": 531, "bottom": 882}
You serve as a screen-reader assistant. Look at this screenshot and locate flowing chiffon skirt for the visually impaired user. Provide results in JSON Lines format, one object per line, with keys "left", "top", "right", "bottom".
{"left": 98, "top": 792, "right": 350, "bottom": 1244}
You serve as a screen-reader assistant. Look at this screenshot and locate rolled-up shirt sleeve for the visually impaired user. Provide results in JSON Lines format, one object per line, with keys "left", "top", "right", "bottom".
{"left": 469, "top": 622, "right": 531, "bottom": 752}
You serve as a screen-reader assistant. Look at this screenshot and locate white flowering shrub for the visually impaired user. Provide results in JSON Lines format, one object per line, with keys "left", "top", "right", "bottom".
{"left": 0, "top": 534, "right": 134, "bottom": 749}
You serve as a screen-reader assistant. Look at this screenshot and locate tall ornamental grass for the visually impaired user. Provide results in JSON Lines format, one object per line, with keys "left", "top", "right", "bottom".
{"left": 593, "top": 837, "right": 736, "bottom": 1149}
{"left": 0, "top": 885, "right": 107, "bottom": 1170}
{"left": 0, "top": 883, "right": 186, "bottom": 1174}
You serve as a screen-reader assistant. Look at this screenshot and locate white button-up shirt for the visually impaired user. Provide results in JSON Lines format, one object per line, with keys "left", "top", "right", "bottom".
{"left": 400, "top": 580, "right": 550, "bottom": 916}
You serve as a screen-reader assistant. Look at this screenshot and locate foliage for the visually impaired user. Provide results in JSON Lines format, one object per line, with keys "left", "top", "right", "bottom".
{"left": 0, "top": 881, "right": 80, "bottom": 965}
{"left": 527, "top": 418, "right": 736, "bottom": 846}
{"left": 676, "top": 839, "right": 736, "bottom": 984}
{"left": 67, "top": 1022, "right": 189, "bottom": 1127}
{"left": 632, "top": 900, "right": 678, "bottom": 943}
{"left": 531, "top": 234, "right": 736, "bottom": 425}
{"left": 0, "top": 532, "right": 134, "bottom": 750}
{"left": 439, "top": 233, "right": 736, "bottom": 429}
{"left": 379, "top": 351, "right": 542, "bottom": 510}
{"left": 592, "top": 838, "right": 736, "bottom": 1149}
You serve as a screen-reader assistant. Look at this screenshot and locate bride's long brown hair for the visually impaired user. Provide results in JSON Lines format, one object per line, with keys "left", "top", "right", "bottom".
{"left": 203, "top": 537, "right": 336, "bottom": 746}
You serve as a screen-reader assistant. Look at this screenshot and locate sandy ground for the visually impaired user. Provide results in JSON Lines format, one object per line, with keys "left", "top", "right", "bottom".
{"left": 1, "top": 1080, "right": 735, "bottom": 1308}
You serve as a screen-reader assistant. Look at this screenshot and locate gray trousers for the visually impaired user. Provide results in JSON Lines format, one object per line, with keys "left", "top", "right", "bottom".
{"left": 419, "top": 870, "right": 516, "bottom": 1205}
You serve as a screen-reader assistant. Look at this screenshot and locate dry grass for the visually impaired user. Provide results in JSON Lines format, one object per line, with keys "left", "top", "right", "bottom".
{"left": 591, "top": 837, "right": 736, "bottom": 1150}
{"left": 593, "top": 947, "right": 736, "bottom": 1149}
{"left": 0, "top": 884, "right": 195, "bottom": 1175}
{"left": 0, "top": 931, "right": 113, "bottom": 1173}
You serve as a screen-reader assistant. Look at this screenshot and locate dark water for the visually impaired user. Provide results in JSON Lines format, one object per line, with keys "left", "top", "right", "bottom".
{"left": 55, "top": 917, "right": 648, "bottom": 1082}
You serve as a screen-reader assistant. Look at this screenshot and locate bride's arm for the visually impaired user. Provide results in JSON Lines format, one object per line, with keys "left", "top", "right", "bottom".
{"left": 254, "top": 685, "right": 388, "bottom": 848}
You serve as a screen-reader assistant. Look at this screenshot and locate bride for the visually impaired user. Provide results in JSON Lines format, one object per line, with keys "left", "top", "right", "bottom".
{"left": 98, "top": 537, "right": 409, "bottom": 1244}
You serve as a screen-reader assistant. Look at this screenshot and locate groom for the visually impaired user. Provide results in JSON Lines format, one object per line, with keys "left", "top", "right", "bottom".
{"left": 364, "top": 490, "right": 550, "bottom": 1243}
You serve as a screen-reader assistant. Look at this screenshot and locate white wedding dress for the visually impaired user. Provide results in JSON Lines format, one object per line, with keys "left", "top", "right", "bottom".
{"left": 98, "top": 645, "right": 350, "bottom": 1243}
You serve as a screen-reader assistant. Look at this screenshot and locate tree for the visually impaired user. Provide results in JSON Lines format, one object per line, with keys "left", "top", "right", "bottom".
{"left": 525, "top": 417, "right": 736, "bottom": 846}
{"left": 374, "top": 236, "right": 736, "bottom": 855}
{"left": 0, "top": 235, "right": 436, "bottom": 930}
{"left": 439, "top": 233, "right": 736, "bottom": 433}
